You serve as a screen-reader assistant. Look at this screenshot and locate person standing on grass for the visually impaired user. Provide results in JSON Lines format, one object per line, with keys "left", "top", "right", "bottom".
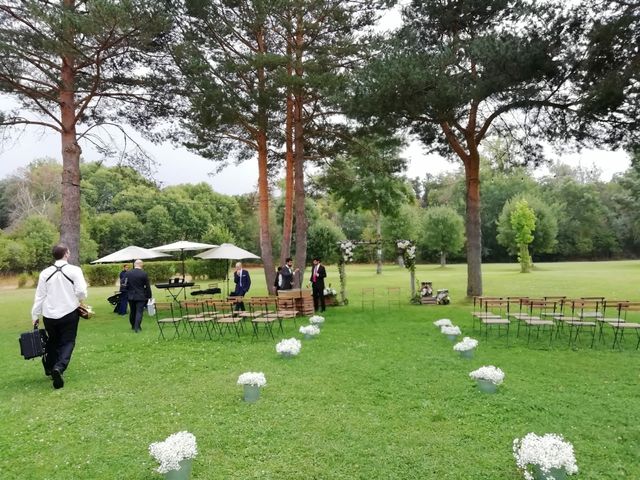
{"left": 309, "top": 257, "right": 327, "bottom": 312}
{"left": 126, "top": 259, "right": 152, "bottom": 332}
{"left": 31, "top": 244, "right": 88, "bottom": 390}
{"left": 232, "top": 262, "right": 251, "bottom": 310}
{"left": 280, "top": 257, "right": 299, "bottom": 290}
{"left": 114, "top": 264, "right": 129, "bottom": 315}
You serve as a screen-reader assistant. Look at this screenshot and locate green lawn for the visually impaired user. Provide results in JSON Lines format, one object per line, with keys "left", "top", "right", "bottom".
{"left": 1, "top": 261, "right": 639, "bottom": 479}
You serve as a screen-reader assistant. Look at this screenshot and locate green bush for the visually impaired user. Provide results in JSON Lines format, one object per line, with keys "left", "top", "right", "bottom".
{"left": 17, "top": 273, "right": 29, "bottom": 288}
{"left": 83, "top": 264, "right": 121, "bottom": 286}
{"left": 186, "top": 259, "right": 227, "bottom": 280}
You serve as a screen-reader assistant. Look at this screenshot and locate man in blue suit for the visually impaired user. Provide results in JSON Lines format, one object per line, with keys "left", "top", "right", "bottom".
{"left": 126, "top": 259, "right": 152, "bottom": 332}
{"left": 232, "top": 262, "right": 251, "bottom": 310}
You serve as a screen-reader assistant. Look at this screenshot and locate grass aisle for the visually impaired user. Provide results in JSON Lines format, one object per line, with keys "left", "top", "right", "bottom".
{"left": 1, "top": 262, "right": 639, "bottom": 479}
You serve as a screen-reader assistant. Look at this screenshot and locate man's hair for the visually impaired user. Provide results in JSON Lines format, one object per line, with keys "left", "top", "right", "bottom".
{"left": 285, "top": 257, "right": 292, "bottom": 263}
{"left": 313, "top": 257, "right": 321, "bottom": 262}
{"left": 134, "top": 259, "right": 143, "bottom": 268}
{"left": 52, "top": 244, "right": 68, "bottom": 260}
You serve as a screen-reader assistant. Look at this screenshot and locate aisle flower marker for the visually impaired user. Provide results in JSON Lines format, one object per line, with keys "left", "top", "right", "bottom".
{"left": 276, "top": 338, "right": 301, "bottom": 358}
{"left": 299, "top": 324, "right": 320, "bottom": 339}
{"left": 237, "top": 372, "right": 267, "bottom": 403}
{"left": 441, "top": 325, "right": 461, "bottom": 341}
{"left": 513, "top": 433, "right": 578, "bottom": 480}
{"left": 453, "top": 337, "right": 479, "bottom": 359}
{"left": 309, "top": 315, "right": 325, "bottom": 328}
{"left": 149, "top": 431, "right": 197, "bottom": 479}
{"left": 433, "top": 318, "right": 453, "bottom": 328}
{"left": 469, "top": 365, "right": 505, "bottom": 393}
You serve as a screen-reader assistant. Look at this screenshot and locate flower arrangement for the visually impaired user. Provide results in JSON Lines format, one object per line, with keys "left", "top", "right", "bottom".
{"left": 309, "top": 315, "right": 325, "bottom": 326}
{"left": 149, "top": 431, "right": 198, "bottom": 474}
{"left": 276, "top": 338, "right": 302, "bottom": 356}
{"left": 299, "top": 324, "right": 320, "bottom": 337}
{"left": 433, "top": 318, "right": 453, "bottom": 327}
{"left": 440, "top": 325, "right": 461, "bottom": 336}
{"left": 453, "top": 337, "right": 479, "bottom": 352}
{"left": 237, "top": 372, "right": 267, "bottom": 387}
{"left": 469, "top": 366, "right": 505, "bottom": 385}
{"left": 338, "top": 240, "right": 355, "bottom": 263}
{"left": 513, "top": 433, "right": 579, "bottom": 480}
{"left": 396, "top": 240, "right": 416, "bottom": 271}
{"left": 323, "top": 287, "right": 337, "bottom": 296}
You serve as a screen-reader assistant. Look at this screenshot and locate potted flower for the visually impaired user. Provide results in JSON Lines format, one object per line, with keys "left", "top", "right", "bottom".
{"left": 275, "top": 338, "right": 301, "bottom": 358}
{"left": 513, "top": 433, "right": 578, "bottom": 480}
{"left": 469, "top": 365, "right": 505, "bottom": 393}
{"left": 433, "top": 318, "right": 453, "bottom": 328}
{"left": 149, "top": 431, "right": 197, "bottom": 480}
{"left": 299, "top": 324, "right": 320, "bottom": 339}
{"left": 323, "top": 285, "right": 338, "bottom": 306}
{"left": 237, "top": 372, "right": 267, "bottom": 403}
{"left": 453, "top": 337, "right": 479, "bottom": 359}
{"left": 441, "top": 325, "right": 461, "bottom": 341}
{"left": 309, "top": 315, "right": 325, "bottom": 328}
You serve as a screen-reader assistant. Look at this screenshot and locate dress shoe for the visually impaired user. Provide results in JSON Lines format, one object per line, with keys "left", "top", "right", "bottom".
{"left": 51, "top": 368, "right": 64, "bottom": 389}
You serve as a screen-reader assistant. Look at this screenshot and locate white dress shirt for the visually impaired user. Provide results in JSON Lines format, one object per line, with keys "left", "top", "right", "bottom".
{"left": 31, "top": 260, "right": 88, "bottom": 321}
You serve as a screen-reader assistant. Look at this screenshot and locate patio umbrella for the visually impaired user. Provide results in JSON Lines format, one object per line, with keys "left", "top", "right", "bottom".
{"left": 91, "top": 246, "right": 172, "bottom": 264}
{"left": 195, "top": 243, "right": 260, "bottom": 296}
{"left": 151, "top": 241, "right": 217, "bottom": 279}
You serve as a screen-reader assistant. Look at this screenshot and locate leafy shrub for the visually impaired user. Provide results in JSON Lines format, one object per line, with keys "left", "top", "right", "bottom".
{"left": 17, "top": 273, "right": 30, "bottom": 288}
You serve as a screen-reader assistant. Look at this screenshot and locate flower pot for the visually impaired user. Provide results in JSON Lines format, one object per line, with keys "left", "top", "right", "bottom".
{"left": 243, "top": 384, "right": 260, "bottom": 403}
{"left": 304, "top": 334, "right": 316, "bottom": 340}
{"left": 163, "top": 458, "right": 193, "bottom": 480}
{"left": 476, "top": 379, "right": 498, "bottom": 393}
{"left": 459, "top": 349, "right": 474, "bottom": 359}
{"left": 446, "top": 334, "right": 459, "bottom": 342}
{"left": 531, "top": 465, "right": 568, "bottom": 480}
{"left": 279, "top": 352, "right": 296, "bottom": 359}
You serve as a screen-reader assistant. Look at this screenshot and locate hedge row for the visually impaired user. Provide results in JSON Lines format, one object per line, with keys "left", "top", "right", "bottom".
{"left": 82, "top": 260, "right": 229, "bottom": 286}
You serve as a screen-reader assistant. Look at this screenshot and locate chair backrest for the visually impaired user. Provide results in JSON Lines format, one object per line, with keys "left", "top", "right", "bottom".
{"left": 277, "top": 298, "right": 296, "bottom": 310}
{"left": 209, "top": 300, "right": 235, "bottom": 315}
{"left": 603, "top": 300, "right": 629, "bottom": 314}
{"left": 527, "top": 299, "right": 557, "bottom": 315}
{"left": 155, "top": 302, "right": 174, "bottom": 318}
{"left": 483, "top": 299, "right": 507, "bottom": 315}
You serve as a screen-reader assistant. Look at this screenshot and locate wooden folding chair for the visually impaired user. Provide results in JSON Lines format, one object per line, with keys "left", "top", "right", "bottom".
{"left": 519, "top": 300, "right": 556, "bottom": 345}
{"left": 560, "top": 300, "right": 598, "bottom": 348}
{"left": 211, "top": 300, "right": 243, "bottom": 338}
{"left": 599, "top": 300, "right": 630, "bottom": 344}
{"left": 155, "top": 302, "right": 181, "bottom": 340}
{"left": 361, "top": 288, "right": 375, "bottom": 310}
{"left": 608, "top": 302, "right": 640, "bottom": 350}
{"left": 248, "top": 299, "right": 275, "bottom": 340}
{"left": 471, "top": 296, "right": 503, "bottom": 331}
{"left": 181, "top": 300, "right": 213, "bottom": 340}
{"left": 478, "top": 299, "right": 510, "bottom": 343}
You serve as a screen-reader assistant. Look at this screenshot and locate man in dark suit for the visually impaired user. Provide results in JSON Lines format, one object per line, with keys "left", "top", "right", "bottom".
{"left": 126, "top": 259, "right": 152, "bottom": 332}
{"left": 232, "top": 262, "right": 251, "bottom": 310}
{"left": 309, "top": 257, "right": 327, "bottom": 312}
{"left": 280, "top": 257, "right": 297, "bottom": 290}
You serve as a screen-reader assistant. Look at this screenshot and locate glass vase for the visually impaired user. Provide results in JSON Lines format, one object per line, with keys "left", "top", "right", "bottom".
{"left": 243, "top": 384, "right": 260, "bottom": 403}
{"left": 476, "top": 379, "right": 498, "bottom": 393}
{"left": 446, "top": 334, "right": 459, "bottom": 342}
{"left": 459, "top": 349, "right": 474, "bottom": 359}
{"left": 163, "top": 458, "right": 193, "bottom": 480}
{"left": 531, "top": 465, "right": 568, "bottom": 480}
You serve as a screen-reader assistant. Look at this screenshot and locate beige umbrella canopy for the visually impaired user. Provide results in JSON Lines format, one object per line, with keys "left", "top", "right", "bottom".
{"left": 91, "top": 246, "right": 172, "bottom": 264}
{"left": 195, "top": 243, "right": 260, "bottom": 295}
{"left": 151, "top": 241, "right": 218, "bottom": 278}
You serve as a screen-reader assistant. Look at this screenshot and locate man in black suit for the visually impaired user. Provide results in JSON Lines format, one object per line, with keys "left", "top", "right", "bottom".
{"left": 309, "top": 257, "right": 327, "bottom": 312}
{"left": 280, "top": 257, "right": 298, "bottom": 290}
{"left": 232, "top": 262, "right": 251, "bottom": 310}
{"left": 126, "top": 259, "right": 152, "bottom": 332}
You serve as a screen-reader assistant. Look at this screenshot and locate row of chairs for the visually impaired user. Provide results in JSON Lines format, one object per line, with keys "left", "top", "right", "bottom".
{"left": 154, "top": 296, "right": 299, "bottom": 341}
{"left": 472, "top": 296, "right": 640, "bottom": 349}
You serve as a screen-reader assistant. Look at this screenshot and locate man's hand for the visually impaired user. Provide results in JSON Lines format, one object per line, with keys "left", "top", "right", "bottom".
{"left": 32, "top": 318, "right": 39, "bottom": 327}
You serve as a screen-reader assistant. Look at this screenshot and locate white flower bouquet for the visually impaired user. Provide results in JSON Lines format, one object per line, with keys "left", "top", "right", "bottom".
{"left": 276, "top": 338, "right": 301, "bottom": 356}
{"left": 469, "top": 366, "right": 505, "bottom": 385}
{"left": 237, "top": 372, "right": 267, "bottom": 387}
{"left": 453, "top": 337, "right": 479, "bottom": 352}
{"left": 433, "top": 318, "right": 453, "bottom": 327}
{"left": 299, "top": 324, "right": 320, "bottom": 337}
{"left": 513, "top": 433, "right": 578, "bottom": 480}
{"left": 339, "top": 240, "right": 354, "bottom": 262}
{"left": 149, "top": 431, "right": 197, "bottom": 474}
{"left": 441, "top": 325, "right": 461, "bottom": 336}
{"left": 309, "top": 315, "right": 325, "bottom": 326}
{"left": 323, "top": 287, "right": 337, "bottom": 296}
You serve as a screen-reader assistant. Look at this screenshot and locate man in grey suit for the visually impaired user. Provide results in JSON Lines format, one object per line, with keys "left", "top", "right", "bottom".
{"left": 126, "top": 259, "right": 152, "bottom": 332}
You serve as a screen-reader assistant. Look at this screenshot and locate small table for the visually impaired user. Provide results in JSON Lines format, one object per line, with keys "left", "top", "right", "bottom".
{"left": 155, "top": 282, "right": 195, "bottom": 303}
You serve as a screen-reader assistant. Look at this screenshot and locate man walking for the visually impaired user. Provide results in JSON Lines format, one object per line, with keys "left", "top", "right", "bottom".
{"left": 31, "top": 244, "right": 88, "bottom": 389}
{"left": 232, "top": 262, "right": 251, "bottom": 310}
{"left": 309, "top": 257, "right": 327, "bottom": 312}
{"left": 126, "top": 259, "right": 152, "bottom": 332}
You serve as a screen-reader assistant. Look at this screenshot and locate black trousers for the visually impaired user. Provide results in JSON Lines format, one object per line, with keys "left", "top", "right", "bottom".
{"left": 312, "top": 284, "right": 325, "bottom": 312}
{"left": 128, "top": 300, "right": 146, "bottom": 331}
{"left": 43, "top": 310, "right": 80, "bottom": 374}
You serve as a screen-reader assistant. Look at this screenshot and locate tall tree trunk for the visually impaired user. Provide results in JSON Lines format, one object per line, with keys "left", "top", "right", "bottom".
{"left": 440, "top": 251, "right": 446, "bottom": 267}
{"left": 292, "top": 15, "right": 307, "bottom": 286}
{"left": 375, "top": 207, "right": 382, "bottom": 274}
{"left": 59, "top": 0, "right": 80, "bottom": 265}
{"left": 463, "top": 154, "right": 483, "bottom": 296}
{"left": 256, "top": 27, "right": 275, "bottom": 293}
{"left": 280, "top": 44, "right": 295, "bottom": 267}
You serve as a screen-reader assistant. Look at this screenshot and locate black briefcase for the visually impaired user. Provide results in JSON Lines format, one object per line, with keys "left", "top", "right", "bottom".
{"left": 19, "top": 327, "right": 47, "bottom": 360}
